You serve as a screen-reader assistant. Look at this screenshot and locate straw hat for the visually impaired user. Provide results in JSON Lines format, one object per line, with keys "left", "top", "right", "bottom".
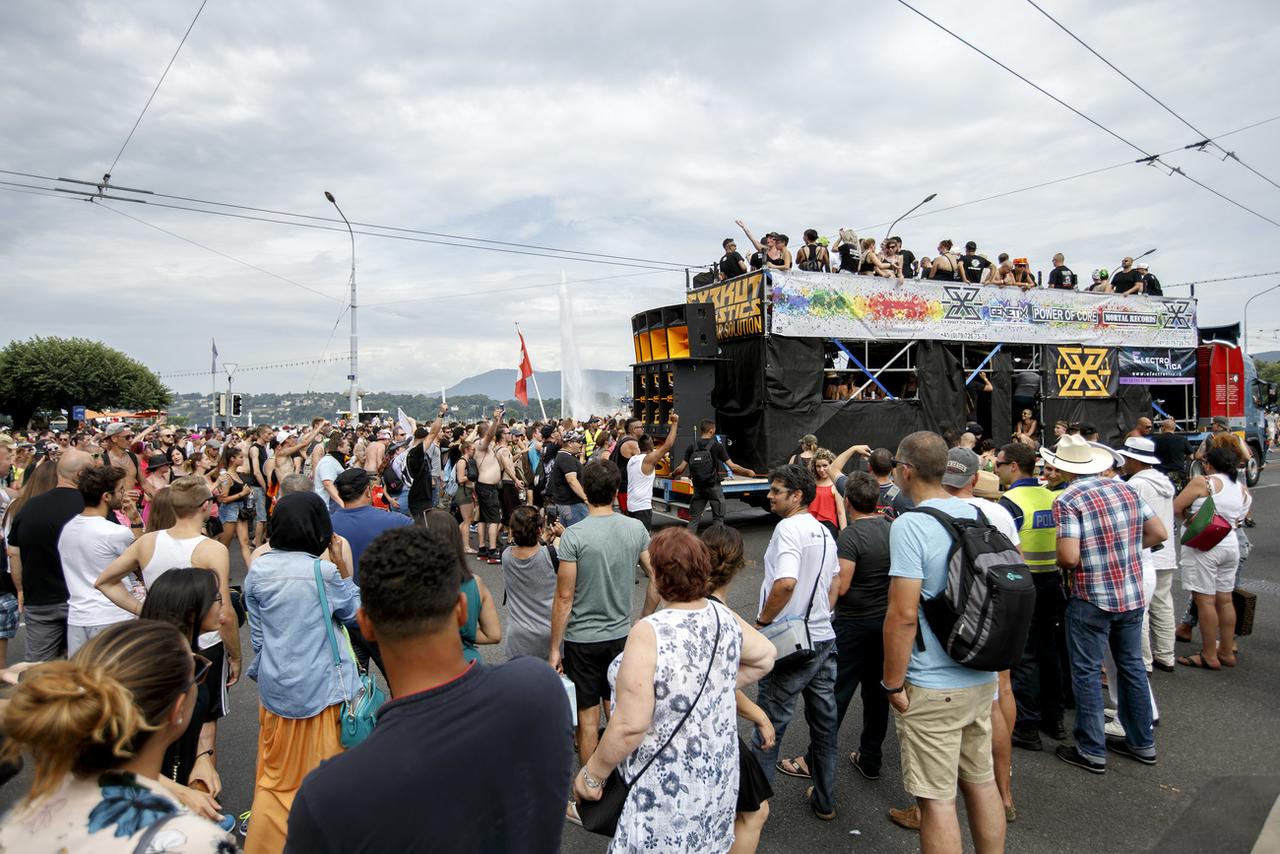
{"left": 1038, "top": 434, "right": 1114, "bottom": 475}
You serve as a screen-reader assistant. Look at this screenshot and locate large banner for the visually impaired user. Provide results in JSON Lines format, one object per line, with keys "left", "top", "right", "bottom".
{"left": 688, "top": 272, "right": 765, "bottom": 340}
{"left": 1048, "top": 345, "right": 1119, "bottom": 398}
{"left": 1118, "top": 348, "right": 1196, "bottom": 385}
{"left": 767, "top": 271, "right": 1197, "bottom": 348}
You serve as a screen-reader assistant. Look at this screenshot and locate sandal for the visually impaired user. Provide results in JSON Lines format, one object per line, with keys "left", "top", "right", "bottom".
{"left": 776, "top": 756, "right": 811, "bottom": 779}
{"left": 1177, "top": 654, "right": 1221, "bottom": 670}
{"left": 805, "top": 785, "right": 836, "bottom": 821}
{"left": 1218, "top": 654, "right": 1238, "bottom": 667}
{"left": 565, "top": 800, "right": 582, "bottom": 827}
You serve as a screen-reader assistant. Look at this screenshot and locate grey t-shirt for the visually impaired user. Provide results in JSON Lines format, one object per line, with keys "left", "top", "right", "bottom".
{"left": 557, "top": 513, "right": 650, "bottom": 644}
{"left": 500, "top": 545, "right": 558, "bottom": 659}
{"left": 834, "top": 515, "right": 892, "bottom": 620}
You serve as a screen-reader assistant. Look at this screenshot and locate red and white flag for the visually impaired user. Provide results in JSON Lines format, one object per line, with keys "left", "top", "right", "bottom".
{"left": 515, "top": 329, "right": 534, "bottom": 405}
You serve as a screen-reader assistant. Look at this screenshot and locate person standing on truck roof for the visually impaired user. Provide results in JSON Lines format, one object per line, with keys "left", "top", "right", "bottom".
{"left": 719, "top": 238, "right": 748, "bottom": 280}
{"left": 626, "top": 416, "right": 679, "bottom": 532}
{"left": 1112, "top": 257, "right": 1142, "bottom": 295}
{"left": 1048, "top": 253, "right": 1078, "bottom": 290}
{"left": 672, "top": 420, "right": 756, "bottom": 530}
{"left": 959, "top": 241, "right": 991, "bottom": 283}
{"left": 796, "top": 229, "right": 830, "bottom": 272}
{"left": 888, "top": 236, "right": 917, "bottom": 279}
{"left": 736, "top": 220, "right": 791, "bottom": 270}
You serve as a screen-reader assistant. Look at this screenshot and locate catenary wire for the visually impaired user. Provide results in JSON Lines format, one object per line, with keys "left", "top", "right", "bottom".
{"left": 892, "top": 0, "right": 1280, "bottom": 230}
{"left": 105, "top": 0, "right": 211, "bottom": 179}
{"left": 1022, "top": 0, "right": 1280, "bottom": 193}
{"left": 97, "top": 202, "right": 344, "bottom": 303}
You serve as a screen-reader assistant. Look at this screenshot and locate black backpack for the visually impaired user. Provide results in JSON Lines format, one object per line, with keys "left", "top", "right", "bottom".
{"left": 906, "top": 506, "right": 1036, "bottom": 672}
{"left": 687, "top": 438, "right": 719, "bottom": 486}
{"left": 465, "top": 457, "right": 479, "bottom": 484}
{"left": 1144, "top": 274, "right": 1163, "bottom": 296}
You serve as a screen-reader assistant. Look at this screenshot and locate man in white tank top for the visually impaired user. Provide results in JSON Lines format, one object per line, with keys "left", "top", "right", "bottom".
{"left": 625, "top": 416, "right": 679, "bottom": 532}
{"left": 93, "top": 475, "right": 240, "bottom": 684}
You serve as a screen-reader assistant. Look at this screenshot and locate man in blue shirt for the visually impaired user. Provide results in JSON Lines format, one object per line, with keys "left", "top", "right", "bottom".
{"left": 883, "top": 431, "right": 1005, "bottom": 852}
{"left": 330, "top": 468, "right": 413, "bottom": 582}
{"left": 330, "top": 467, "right": 412, "bottom": 676}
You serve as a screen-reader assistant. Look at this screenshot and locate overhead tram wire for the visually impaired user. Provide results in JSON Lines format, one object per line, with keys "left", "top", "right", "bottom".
{"left": 1022, "top": 0, "right": 1280, "bottom": 193}
{"left": 158, "top": 351, "right": 350, "bottom": 380}
{"left": 98, "top": 202, "right": 344, "bottom": 303}
{"left": 892, "top": 0, "right": 1280, "bottom": 231}
{"left": 361, "top": 270, "right": 671, "bottom": 310}
{"left": 104, "top": 0, "right": 211, "bottom": 182}
{"left": 12, "top": 172, "right": 698, "bottom": 271}
{"left": 851, "top": 113, "right": 1280, "bottom": 233}
{"left": 5, "top": 180, "right": 693, "bottom": 273}
{"left": 1163, "top": 271, "right": 1280, "bottom": 290}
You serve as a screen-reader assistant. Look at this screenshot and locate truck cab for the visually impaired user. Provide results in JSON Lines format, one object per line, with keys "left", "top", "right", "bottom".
{"left": 1192, "top": 323, "right": 1271, "bottom": 486}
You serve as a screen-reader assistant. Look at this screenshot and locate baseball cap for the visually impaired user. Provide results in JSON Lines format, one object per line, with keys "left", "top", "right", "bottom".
{"left": 1136, "top": 262, "right": 1149, "bottom": 270}
{"left": 334, "top": 467, "right": 372, "bottom": 494}
{"left": 205, "top": 439, "right": 223, "bottom": 451}
{"left": 105, "top": 423, "right": 132, "bottom": 437}
{"left": 0, "top": 434, "right": 14, "bottom": 450}
{"left": 943, "top": 448, "right": 981, "bottom": 488}
{"left": 1211, "top": 415, "right": 1230, "bottom": 428}
{"left": 1078, "top": 422, "right": 1098, "bottom": 436}
{"left": 563, "top": 431, "right": 585, "bottom": 445}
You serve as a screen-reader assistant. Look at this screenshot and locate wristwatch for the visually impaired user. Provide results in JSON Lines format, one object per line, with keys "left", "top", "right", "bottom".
{"left": 581, "top": 768, "right": 604, "bottom": 790}
{"left": 880, "top": 680, "right": 904, "bottom": 695}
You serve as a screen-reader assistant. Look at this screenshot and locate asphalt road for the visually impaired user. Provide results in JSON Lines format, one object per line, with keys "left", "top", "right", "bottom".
{"left": 3, "top": 472, "right": 1279, "bottom": 853}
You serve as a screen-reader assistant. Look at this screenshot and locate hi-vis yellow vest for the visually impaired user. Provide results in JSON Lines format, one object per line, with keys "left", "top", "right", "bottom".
{"left": 1003, "top": 485, "right": 1058, "bottom": 569}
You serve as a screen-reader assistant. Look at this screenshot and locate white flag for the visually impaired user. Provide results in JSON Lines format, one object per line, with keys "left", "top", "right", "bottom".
{"left": 397, "top": 407, "right": 414, "bottom": 437}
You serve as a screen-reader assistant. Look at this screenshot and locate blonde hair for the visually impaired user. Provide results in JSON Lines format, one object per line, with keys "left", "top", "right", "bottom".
{"left": 168, "top": 474, "right": 212, "bottom": 516}
{"left": 2, "top": 621, "right": 190, "bottom": 804}
{"left": 859, "top": 237, "right": 876, "bottom": 252}
{"left": 812, "top": 448, "right": 836, "bottom": 466}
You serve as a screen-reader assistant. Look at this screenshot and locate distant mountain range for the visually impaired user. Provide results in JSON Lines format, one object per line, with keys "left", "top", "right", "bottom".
{"left": 445, "top": 369, "right": 630, "bottom": 400}
{"left": 1253, "top": 350, "right": 1280, "bottom": 363}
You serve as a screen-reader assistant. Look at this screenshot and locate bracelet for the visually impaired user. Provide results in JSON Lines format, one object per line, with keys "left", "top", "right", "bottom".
{"left": 195, "top": 749, "right": 214, "bottom": 760}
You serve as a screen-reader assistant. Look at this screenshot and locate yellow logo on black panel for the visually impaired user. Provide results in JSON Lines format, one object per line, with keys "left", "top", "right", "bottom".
{"left": 1055, "top": 347, "right": 1113, "bottom": 398}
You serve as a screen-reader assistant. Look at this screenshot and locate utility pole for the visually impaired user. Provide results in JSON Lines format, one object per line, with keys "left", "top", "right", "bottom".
{"left": 224, "top": 362, "right": 238, "bottom": 430}
{"left": 325, "top": 190, "right": 358, "bottom": 421}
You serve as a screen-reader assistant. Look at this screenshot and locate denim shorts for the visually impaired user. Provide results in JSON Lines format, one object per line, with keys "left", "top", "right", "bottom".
{"left": 218, "top": 499, "right": 245, "bottom": 523}
{"left": 0, "top": 593, "right": 17, "bottom": 639}
{"left": 250, "top": 486, "right": 268, "bottom": 523}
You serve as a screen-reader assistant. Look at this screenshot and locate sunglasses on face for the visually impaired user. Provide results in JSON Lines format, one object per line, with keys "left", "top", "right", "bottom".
{"left": 890, "top": 458, "right": 914, "bottom": 469}
{"left": 185, "top": 654, "right": 213, "bottom": 692}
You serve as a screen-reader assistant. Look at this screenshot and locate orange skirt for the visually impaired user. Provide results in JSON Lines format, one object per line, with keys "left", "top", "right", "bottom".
{"left": 243, "top": 703, "right": 343, "bottom": 854}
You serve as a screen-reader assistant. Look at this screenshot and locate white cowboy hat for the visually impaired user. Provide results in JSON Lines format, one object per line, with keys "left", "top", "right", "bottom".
{"left": 1117, "top": 436, "right": 1161, "bottom": 466}
{"left": 1039, "top": 434, "right": 1115, "bottom": 475}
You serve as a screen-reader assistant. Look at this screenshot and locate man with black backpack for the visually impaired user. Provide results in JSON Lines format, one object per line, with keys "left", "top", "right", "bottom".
{"left": 795, "top": 229, "right": 830, "bottom": 272}
{"left": 882, "top": 431, "right": 1010, "bottom": 853}
{"left": 671, "top": 420, "right": 756, "bottom": 530}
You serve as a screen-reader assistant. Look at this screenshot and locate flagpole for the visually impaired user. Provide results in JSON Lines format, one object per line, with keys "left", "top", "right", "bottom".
{"left": 516, "top": 322, "right": 549, "bottom": 422}
{"left": 210, "top": 338, "right": 217, "bottom": 430}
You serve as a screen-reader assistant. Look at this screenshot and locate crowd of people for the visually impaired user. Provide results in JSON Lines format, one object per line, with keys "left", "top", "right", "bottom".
{"left": 0, "top": 400, "right": 1261, "bottom": 851}
{"left": 719, "top": 221, "right": 1166, "bottom": 295}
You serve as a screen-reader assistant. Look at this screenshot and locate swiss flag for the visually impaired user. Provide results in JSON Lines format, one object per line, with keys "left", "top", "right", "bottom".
{"left": 515, "top": 330, "right": 533, "bottom": 405}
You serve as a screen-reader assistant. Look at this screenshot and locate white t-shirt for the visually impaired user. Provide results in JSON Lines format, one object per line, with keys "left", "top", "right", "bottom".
{"left": 759, "top": 512, "right": 837, "bottom": 643}
{"left": 626, "top": 453, "right": 655, "bottom": 512}
{"left": 962, "top": 497, "right": 1021, "bottom": 548}
{"left": 58, "top": 514, "right": 137, "bottom": 628}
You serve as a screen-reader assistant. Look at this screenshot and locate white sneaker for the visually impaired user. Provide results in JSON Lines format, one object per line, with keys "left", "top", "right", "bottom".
{"left": 1105, "top": 718, "right": 1126, "bottom": 738}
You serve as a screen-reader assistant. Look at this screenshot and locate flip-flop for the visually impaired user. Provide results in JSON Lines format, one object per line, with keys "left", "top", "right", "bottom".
{"left": 776, "top": 757, "right": 811, "bottom": 778}
{"left": 1177, "top": 654, "right": 1221, "bottom": 670}
{"left": 565, "top": 800, "right": 582, "bottom": 827}
{"left": 1218, "top": 655, "right": 1238, "bottom": 668}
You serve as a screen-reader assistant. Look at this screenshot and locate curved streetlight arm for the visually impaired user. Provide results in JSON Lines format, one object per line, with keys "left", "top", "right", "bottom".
{"left": 885, "top": 193, "right": 937, "bottom": 240}
{"left": 1243, "top": 280, "right": 1280, "bottom": 355}
{"left": 325, "top": 191, "right": 358, "bottom": 420}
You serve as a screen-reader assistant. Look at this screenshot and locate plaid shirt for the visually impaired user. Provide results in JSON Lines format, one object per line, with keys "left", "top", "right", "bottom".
{"left": 1054, "top": 475, "right": 1153, "bottom": 613}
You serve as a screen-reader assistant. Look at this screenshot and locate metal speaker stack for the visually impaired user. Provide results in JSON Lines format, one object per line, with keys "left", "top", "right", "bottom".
{"left": 631, "top": 303, "right": 719, "bottom": 473}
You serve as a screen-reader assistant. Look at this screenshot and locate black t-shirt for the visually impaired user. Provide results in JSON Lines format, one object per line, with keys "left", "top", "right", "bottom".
{"left": 6, "top": 487, "right": 85, "bottom": 606}
{"left": 835, "top": 515, "right": 892, "bottom": 619}
{"left": 609, "top": 438, "right": 634, "bottom": 490}
{"left": 876, "top": 481, "right": 913, "bottom": 519}
{"left": 1111, "top": 269, "right": 1141, "bottom": 292}
{"left": 719, "top": 251, "right": 746, "bottom": 279}
{"left": 550, "top": 450, "right": 584, "bottom": 506}
{"left": 1048, "top": 266, "right": 1078, "bottom": 289}
{"left": 960, "top": 254, "right": 990, "bottom": 282}
{"left": 899, "top": 249, "right": 918, "bottom": 279}
{"left": 1150, "top": 432, "right": 1191, "bottom": 476}
{"left": 748, "top": 249, "right": 765, "bottom": 270}
{"left": 683, "top": 438, "right": 729, "bottom": 488}
{"left": 285, "top": 659, "right": 574, "bottom": 854}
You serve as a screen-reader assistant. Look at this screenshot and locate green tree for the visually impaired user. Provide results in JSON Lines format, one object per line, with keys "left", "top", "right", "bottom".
{"left": 0, "top": 337, "right": 172, "bottom": 428}
{"left": 1258, "top": 359, "right": 1280, "bottom": 386}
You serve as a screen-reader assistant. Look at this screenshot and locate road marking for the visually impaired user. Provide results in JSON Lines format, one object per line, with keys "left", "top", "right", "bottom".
{"left": 1238, "top": 578, "right": 1280, "bottom": 597}
{"left": 1251, "top": 483, "right": 1279, "bottom": 490}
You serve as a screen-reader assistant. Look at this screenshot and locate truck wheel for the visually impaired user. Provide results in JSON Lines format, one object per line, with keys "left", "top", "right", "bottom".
{"left": 1246, "top": 444, "right": 1262, "bottom": 487}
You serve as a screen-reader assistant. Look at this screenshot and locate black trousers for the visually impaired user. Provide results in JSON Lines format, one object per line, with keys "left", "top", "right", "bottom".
{"left": 1011, "top": 571, "right": 1067, "bottom": 728}
{"left": 805, "top": 614, "right": 889, "bottom": 772}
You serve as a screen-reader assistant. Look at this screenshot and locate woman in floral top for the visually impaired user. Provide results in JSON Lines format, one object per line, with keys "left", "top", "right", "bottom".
{"left": 0, "top": 620, "right": 234, "bottom": 852}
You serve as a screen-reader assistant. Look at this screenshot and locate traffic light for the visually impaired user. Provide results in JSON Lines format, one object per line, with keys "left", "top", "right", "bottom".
{"left": 217, "top": 393, "right": 227, "bottom": 416}
{"left": 231, "top": 394, "right": 243, "bottom": 417}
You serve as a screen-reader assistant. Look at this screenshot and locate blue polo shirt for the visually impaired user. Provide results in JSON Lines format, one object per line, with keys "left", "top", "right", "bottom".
{"left": 330, "top": 504, "right": 412, "bottom": 584}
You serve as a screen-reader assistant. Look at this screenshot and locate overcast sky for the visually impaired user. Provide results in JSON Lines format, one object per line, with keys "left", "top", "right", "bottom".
{"left": 3, "top": 0, "right": 1280, "bottom": 397}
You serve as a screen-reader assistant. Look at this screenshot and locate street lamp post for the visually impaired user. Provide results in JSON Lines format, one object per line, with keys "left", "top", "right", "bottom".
{"left": 1243, "top": 280, "right": 1280, "bottom": 355}
{"left": 224, "top": 362, "right": 238, "bottom": 430}
{"left": 325, "top": 191, "right": 358, "bottom": 422}
{"left": 885, "top": 193, "right": 938, "bottom": 239}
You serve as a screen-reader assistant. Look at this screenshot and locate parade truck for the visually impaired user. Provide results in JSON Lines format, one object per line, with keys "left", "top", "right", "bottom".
{"left": 1185, "top": 323, "right": 1274, "bottom": 485}
{"left": 628, "top": 268, "right": 1265, "bottom": 514}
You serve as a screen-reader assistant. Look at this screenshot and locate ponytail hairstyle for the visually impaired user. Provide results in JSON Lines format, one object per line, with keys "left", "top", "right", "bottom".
{"left": 1, "top": 620, "right": 192, "bottom": 804}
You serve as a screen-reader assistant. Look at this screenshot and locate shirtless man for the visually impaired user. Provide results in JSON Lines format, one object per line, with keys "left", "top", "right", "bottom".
{"left": 307, "top": 417, "right": 333, "bottom": 478}
{"left": 495, "top": 424, "right": 525, "bottom": 536}
{"left": 608, "top": 418, "right": 645, "bottom": 513}
{"left": 100, "top": 423, "right": 144, "bottom": 504}
{"left": 473, "top": 410, "right": 505, "bottom": 564}
{"left": 363, "top": 430, "right": 388, "bottom": 476}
